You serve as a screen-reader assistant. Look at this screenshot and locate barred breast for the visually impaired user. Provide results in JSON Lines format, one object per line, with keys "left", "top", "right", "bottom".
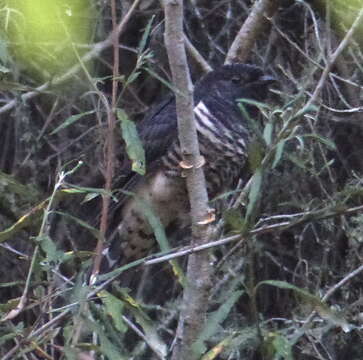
{"left": 161, "top": 100, "right": 249, "bottom": 198}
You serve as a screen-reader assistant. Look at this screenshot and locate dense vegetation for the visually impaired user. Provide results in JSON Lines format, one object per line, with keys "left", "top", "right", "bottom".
{"left": 1, "top": 0, "right": 363, "bottom": 359}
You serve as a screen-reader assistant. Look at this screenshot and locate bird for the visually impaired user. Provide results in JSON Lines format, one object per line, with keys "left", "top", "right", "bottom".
{"left": 101, "top": 63, "right": 275, "bottom": 271}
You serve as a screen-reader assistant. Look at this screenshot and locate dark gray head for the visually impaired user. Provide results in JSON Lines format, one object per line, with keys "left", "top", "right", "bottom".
{"left": 195, "top": 64, "right": 275, "bottom": 104}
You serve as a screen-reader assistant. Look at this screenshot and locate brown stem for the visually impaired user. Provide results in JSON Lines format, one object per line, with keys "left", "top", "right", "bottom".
{"left": 91, "top": 0, "right": 120, "bottom": 281}
{"left": 225, "top": 0, "right": 279, "bottom": 64}
{"left": 162, "top": 1, "right": 213, "bottom": 359}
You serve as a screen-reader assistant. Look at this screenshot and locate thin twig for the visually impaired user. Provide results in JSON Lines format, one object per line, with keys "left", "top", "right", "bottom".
{"left": 304, "top": 8, "right": 363, "bottom": 111}
{"left": 90, "top": 0, "right": 120, "bottom": 283}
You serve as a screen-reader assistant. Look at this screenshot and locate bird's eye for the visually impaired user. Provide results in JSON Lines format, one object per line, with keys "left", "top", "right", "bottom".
{"left": 231, "top": 75, "right": 241, "bottom": 83}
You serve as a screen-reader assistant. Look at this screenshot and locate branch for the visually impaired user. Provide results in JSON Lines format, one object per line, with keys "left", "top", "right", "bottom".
{"left": 225, "top": 0, "right": 279, "bottom": 64}
{"left": 90, "top": 0, "right": 121, "bottom": 282}
{"left": 162, "top": 1, "right": 213, "bottom": 359}
{"left": 184, "top": 34, "right": 212, "bottom": 73}
{"left": 304, "top": 7, "right": 363, "bottom": 111}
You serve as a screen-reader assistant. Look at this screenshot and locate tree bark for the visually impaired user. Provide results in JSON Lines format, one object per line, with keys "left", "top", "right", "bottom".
{"left": 162, "top": 1, "right": 213, "bottom": 359}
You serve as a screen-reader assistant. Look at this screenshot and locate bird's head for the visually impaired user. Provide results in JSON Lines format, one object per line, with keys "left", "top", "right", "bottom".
{"left": 195, "top": 64, "right": 276, "bottom": 105}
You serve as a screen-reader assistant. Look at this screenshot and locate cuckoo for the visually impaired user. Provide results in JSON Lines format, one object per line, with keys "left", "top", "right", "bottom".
{"left": 101, "top": 64, "right": 275, "bottom": 271}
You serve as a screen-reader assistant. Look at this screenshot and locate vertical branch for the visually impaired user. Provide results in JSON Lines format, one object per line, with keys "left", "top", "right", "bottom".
{"left": 162, "top": 1, "right": 213, "bottom": 359}
{"left": 91, "top": 1, "right": 119, "bottom": 281}
{"left": 225, "top": 0, "right": 279, "bottom": 64}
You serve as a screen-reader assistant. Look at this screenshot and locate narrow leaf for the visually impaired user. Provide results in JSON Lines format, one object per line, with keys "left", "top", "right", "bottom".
{"left": 272, "top": 140, "right": 286, "bottom": 168}
{"left": 193, "top": 291, "right": 243, "bottom": 356}
{"left": 133, "top": 195, "right": 185, "bottom": 285}
{"left": 100, "top": 290, "right": 127, "bottom": 332}
{"left": 36, "top": 234, "right": 65, "bottom": 266}
{"left": 263, "top": 122, "right": 273, "bottom": 146}
{"left": 304, "top": 133, "right": 336, "bottom": 150}
{"left": 83, "top": 318, "right": 126, "bottom": 360}
{"left": 291, "top": 104, "right": 318, "bottom": 120}
{"left": 245, "top": 168, "right": 262, "bottom": 222}
{"left": 117, "top": 108, "right": 146, "bottom": 175}
{"left": 272, "top": 334, "right": 293, "bottom": 360}
{"left": 256, "top": 280, "right": 351, "bottom": 331}
{"left": 50, "top": 110, "right": 95, "bottom": 135}
{"left": 138, "top": 15, "right": 155, "bottom": 53}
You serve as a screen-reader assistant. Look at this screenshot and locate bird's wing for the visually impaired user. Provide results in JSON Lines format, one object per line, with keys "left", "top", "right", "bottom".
{"left": 138, "top": 95, "right": 178, "bottom": 166}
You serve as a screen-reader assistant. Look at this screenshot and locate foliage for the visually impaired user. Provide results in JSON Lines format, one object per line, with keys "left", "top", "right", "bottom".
{"left": 1, "top": 0, "right": 363, "bottom": 359}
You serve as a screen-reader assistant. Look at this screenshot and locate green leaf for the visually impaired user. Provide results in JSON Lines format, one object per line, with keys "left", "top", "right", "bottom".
{"left": 62, "top": 184, "right": 113, "bottom": 199}
{"left": 224, "top": 208, "right": 245, "bottom": 232}
{"left": 272, "top": 140, "right": 286, "bottom": 168}
{"left": 36, "top": 234, "right": 65, "bottom": 265}
{"left": 193, "top": 290, "right": 243, "bottom": 356}
{"left": 291, "top": 104, "right": 318, "bottom": 120}
{"left": 97, "top": 257, "right": 145, "bottom": 282}
{"left": 263, "top": 332, "right": 293, "bottom": 360}
{"left": 237, "top": 98, "right": 271, "bottom": 109}
{"left": 245, "top": 168, "right": 262, "bottom": 223}
{"left": 304, "top": 133, "right": 336, "bottom": 150}
{"left": 272, "top": 334, "right": 293, "bottom": 360}
{"left": 238, "top": 103, "right": 264, "bottom": 142}
{"left": 50, "top": 110, "right": 95, "bottom": 135}
{"left": 126, "top": 70, "right": 141, "bottom": 85}
{"left": 132, "top": 195, "right": 185, "bottom": 285}
{"left": 100, "top": 291, "right": 127, "bottom": 333}
{"left": 117, "top": 108, "right": 146, "bottom": 176}
{"left": 53, "top": 211, "right": 100, "bottom": 239}
{"left": 83, "top": 318, "right": 126, "bottom": 360}
{"left": 144, "top": 67, "right": 179, "bottom": 94}
{"left": 256, "top": 280, "right": 322, "bottom": 305}
{"left": 111, "top": 286, "right": 168, "bottom": 358}
{"left": 138, "top": 15, "right": 155, "bottom": 54}
{"left": 263, "top": 122, "right": 273, "bottom": 146}
{"left": 256, "top": 280, "right": 351, "bottom": 332}
{"left": 248, "top": 140, "right": 264, "bottom": 171}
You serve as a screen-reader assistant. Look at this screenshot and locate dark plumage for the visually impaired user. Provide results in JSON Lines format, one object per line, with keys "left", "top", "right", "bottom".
{"left": 102, "top": 64, "right": 275, "bottom": 270}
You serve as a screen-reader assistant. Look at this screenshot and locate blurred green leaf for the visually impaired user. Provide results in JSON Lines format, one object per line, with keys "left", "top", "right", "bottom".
{"left": 256, "top": 280, "right": 351, "bottom": 332}
{"left": 132, "top": 194, "right": 185, "bottom": 286}
{"left": 248, "top": 140, "right": 264, "bottom": 171}
{"left": 50, "top": 110, "right": 95, "bottom": 135}
{"left": 53, "top": 211, "right": 100, "bottom": 239}
{"left": 304, "top": 133, "right": 336, "bottom": 150}
{"left": 138, "top": 15, "right": 155, "bottom": 54}
{"left": 224, "top": 208, "right": 245, "bottom": 232}
{"left": 193, "top": 290, "right": 243, "bottom": 356}
{"left": 144, "top": 67, "right": 178, "bottom": 94}
{"left": 272, "top": 334, "right": 293, "bottom": 360}
{"left": 36, "top": 234, "right": 65, "bottom": 266}
{"left": 290, "top": 104, "right": 318, "bottom": 120}
{"left": 245, "top": 168, "right": 262, "bottom": 223}
{"left": 117, "top": 108, "right": 146, "bottom": 176}
{"left": 263, "top": 332, "right": 293, "bottom": 360}
{"left": 272, "top": 140, "right": 286, "bottom": 168}
{"left": 237, "top": 98, "right": 271, "bottom": 109}
{"left": 263, "top": 122, "right": 273, "bottom": 146}
{"left": 83, "top": 317, "right": 126, "bottom": 360}
{"left": 100, "top": 290, "right": 127, "bottom": 333}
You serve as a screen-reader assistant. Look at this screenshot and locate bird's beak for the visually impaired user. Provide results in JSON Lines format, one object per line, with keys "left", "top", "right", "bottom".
{"left": 258, "top": 74, "right": 276, "bottom": 85}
